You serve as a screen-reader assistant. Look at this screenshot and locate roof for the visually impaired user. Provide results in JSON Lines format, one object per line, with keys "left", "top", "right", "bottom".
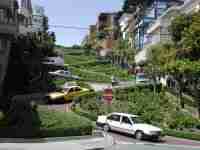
{"left": 111, "top": 112, "right": 138, "bottom": 118}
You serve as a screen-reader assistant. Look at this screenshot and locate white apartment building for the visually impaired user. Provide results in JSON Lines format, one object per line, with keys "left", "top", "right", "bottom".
{"left": 135, "top": 0, "right": 200, "bottom": 64}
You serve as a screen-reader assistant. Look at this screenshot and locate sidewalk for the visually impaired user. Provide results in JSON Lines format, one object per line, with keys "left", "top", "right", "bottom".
{"left": 0, "top": 132, "right": 114, "bottom": 150}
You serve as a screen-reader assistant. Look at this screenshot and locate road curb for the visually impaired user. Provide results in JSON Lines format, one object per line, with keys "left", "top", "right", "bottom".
{"left": 0, "top": 131, "right": 105, "bottom": 143}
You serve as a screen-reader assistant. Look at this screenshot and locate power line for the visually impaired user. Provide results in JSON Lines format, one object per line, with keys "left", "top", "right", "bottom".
{"left": 49, "top": 25, "right": 89, "bottom": 30}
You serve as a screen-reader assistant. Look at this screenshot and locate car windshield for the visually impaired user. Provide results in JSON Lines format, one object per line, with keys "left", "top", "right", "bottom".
{"left": 131, "top": 117, "right": 144, "bottom": 124}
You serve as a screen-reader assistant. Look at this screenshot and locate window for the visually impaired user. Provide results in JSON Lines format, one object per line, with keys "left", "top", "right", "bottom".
{"left": 74, "top": 87, "right": 81, "bottom": 92}
{"left": 68, "top": 88, "right": 74, "bottom": 93}
{"left": 122, "top": 116, "right": 132, "bottom": 125}
{"left": 1, "top": 39, "right": 7, "bottom": 49}
{"left": 107, "top": 114, "right": 120, "bottom": 122}
{"left": 0, "top": 9, "right": 4, "bottom": 23}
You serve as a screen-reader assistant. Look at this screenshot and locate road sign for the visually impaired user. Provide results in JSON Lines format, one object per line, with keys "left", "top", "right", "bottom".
{"left": 103, "top": 87, "right": 113, "bottom": 104}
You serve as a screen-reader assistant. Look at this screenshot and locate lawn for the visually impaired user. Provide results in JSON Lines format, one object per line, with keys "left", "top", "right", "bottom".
{"left": 64, "top": 52, "right": 134, "bottom": 82}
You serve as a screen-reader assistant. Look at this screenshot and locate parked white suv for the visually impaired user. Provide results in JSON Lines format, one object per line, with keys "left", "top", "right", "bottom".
{"left": 96, "top": 112, "right": 162, "bottom": 140}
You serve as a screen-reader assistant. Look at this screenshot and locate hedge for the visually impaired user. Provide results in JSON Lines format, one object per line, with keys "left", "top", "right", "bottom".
{"left": 0, "top": 104, "right": 93, "bottom": 138}
{"left": 70, "top": 67, "right": 110, "bottom": 83}
{"left": 39, "top": 108, "right": 93, "bottom": 137}
{"left": 164, "top": 129, "right": 200, "bottom": 141}
{"left": 74, "top": 108, "right": 98, "bottom": 121}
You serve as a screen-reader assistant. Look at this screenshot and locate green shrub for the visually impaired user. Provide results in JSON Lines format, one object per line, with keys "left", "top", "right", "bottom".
{"left": 0, "top": 100, "right": 41, "bottom": 138}
{"left": 74, "top": 108, "right": 98, "bottom": 121}
{"left": 0, "top": 104, "right": 93, "bottom": 138}
{"left": 167, "top": 111, "right": 199, "bottom": 129}
{"left": 70, "top": 67, "right": 110, "bottom": 83}
{"left": 39, "top": 108, "right": 93, "bottom": 137}
{"left": 164, "top": 129, "right": 200, "bottom": 141}
{"left": 76, "top": 81, "right": 93, "bottom": 91}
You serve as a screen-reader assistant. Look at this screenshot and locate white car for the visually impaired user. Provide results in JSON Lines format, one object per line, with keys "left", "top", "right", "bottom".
{"left": 49, "top": 70, "right": 80, "bottom": 80}
{"left": 96, "top": 112, "right": 162, "bottom": 140}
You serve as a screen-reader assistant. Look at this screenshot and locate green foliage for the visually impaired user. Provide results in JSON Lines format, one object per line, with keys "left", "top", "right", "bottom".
{"left": 164, "top": 129, "right": 200, "bottom": 141}
{"left": 70, "top": 66, "right": 110, "bottom": 83}
{"left": 181, "top": 12, "right": 200, "bottom": 59}
{"left": 170, "top": 14, "right": 190, "bottom": 44}
{"left": 74, "top": 108, "right": 98, "bottom": 121}
{"left": 39, "top": 108, "right": 93, "bottom": 137}
{"left": 64, "top": 53, "right": 133, "bottom": 82}
{"left": 77, "top": 87, "right": 199, "bottom": 130}
{"left": 3, "top": 31, "right": 57, "bottom": 95}
{"left": 0, "top": 100, "right": 41, "bottom": 138}
{"left": 76, "top": 81, "right": 93, "bottom": 90}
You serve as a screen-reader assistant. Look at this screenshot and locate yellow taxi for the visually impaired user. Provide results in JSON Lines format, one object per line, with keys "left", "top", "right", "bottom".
{"left": 63, "top": 86, "right": 90, "bottom": 101}
{"left": 46, "top": 86, "right": 90, "bottom": 102}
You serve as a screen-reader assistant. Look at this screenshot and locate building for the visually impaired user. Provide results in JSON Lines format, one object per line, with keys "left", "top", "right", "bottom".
{"left": 135, "top": 0, "right": 200, "bottom": 64}
{"left": 119, "top": 13, "right": 135, "bottom": 48}
{"left": 88, "top": 25, "right": 97, "bottom": 48}
{"left": 18, "top": 0, "right": 33, "bottom": 34}
{"left": 32, "top": 4, "right": 45, "bottom": 32}
{"left": 0, "top": 0, "right": 19, "bottom": 96}
{"left": 134, "top": 0, "right": 184, "bottom": 64}
{"left": 96, "top": 12, "right": 120, "bottom": 56}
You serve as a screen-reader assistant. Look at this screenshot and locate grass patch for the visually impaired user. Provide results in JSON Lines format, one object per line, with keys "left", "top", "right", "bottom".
{"left": 39, "top": 108, "right": 93, "bottom": 137}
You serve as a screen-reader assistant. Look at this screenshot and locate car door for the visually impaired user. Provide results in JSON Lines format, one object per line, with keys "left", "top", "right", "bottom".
{"left": 106, "top": 114, "right": 121, "bottom": 132}
{"left": 74, "top": 87, "right": 82, "bottom": 96}
{"left": 120, "top": 116, "right": 133, "bottom": 134}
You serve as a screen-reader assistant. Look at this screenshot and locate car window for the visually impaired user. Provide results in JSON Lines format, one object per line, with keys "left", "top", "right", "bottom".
{"left": 107, "top": 114, "right": 121, "bottom": 122}
{"left": 68, "top": 88, "right": 74, "bottom": 93}
{"left": 74, "top": 87, "right": 81, "bottom": 92}
{"left": 60, "top": 71, "right": 64, "bottom": 74}
{"left": 122, "top": 116, "right": 132, "bottom": 125}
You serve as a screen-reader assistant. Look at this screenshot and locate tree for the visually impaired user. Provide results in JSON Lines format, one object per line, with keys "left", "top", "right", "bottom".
{"left": 3, "top": 32, "right": 57, "bottom": 97}
{"left": 122, "top": 0, "right": 153, "bottom": 13}
{"left": 170, "top": 14, "right": 191, "bottom": 46}
{"left": 148, "top": 11, "right": 200, "bottom": 116}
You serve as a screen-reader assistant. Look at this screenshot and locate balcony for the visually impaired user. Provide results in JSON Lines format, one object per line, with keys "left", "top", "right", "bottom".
{"left": 0, "top": 0, "right": 11, "bottom": 9}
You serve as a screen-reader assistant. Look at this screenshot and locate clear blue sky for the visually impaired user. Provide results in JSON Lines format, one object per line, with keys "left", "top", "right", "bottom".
{"left": 32, "top": 0, "right": 124, "bottom": 46}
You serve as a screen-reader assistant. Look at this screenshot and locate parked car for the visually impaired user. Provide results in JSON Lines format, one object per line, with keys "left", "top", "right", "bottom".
{"left": 96, "top": 112, "right": 162, "bottom": 141}
{"left": 49, "top": 70, "right": 80, "bottom": 80}
{"left": 46, "top": 86, "right": 90, "bottom": 103}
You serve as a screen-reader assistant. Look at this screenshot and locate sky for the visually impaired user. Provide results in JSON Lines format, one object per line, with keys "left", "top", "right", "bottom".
{"left": 32, "top": 0, "right": 124, "bottom": 46}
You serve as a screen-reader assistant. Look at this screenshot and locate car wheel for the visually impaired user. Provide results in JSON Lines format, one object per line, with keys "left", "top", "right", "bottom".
{"left": 103, "top": 124, "right": 110, "bottom": 132}
{"left": 135, "top": 131, "right": 143, "bottom": 140}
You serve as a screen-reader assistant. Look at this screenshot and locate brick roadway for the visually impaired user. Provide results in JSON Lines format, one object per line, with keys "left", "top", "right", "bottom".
{"left": 109, "top": 131, "right": 200, "bottom": 147}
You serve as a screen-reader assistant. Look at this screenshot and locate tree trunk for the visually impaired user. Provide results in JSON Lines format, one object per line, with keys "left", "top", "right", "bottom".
{"left": 178, "top": 79, "right": 184, "bottom": 109}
